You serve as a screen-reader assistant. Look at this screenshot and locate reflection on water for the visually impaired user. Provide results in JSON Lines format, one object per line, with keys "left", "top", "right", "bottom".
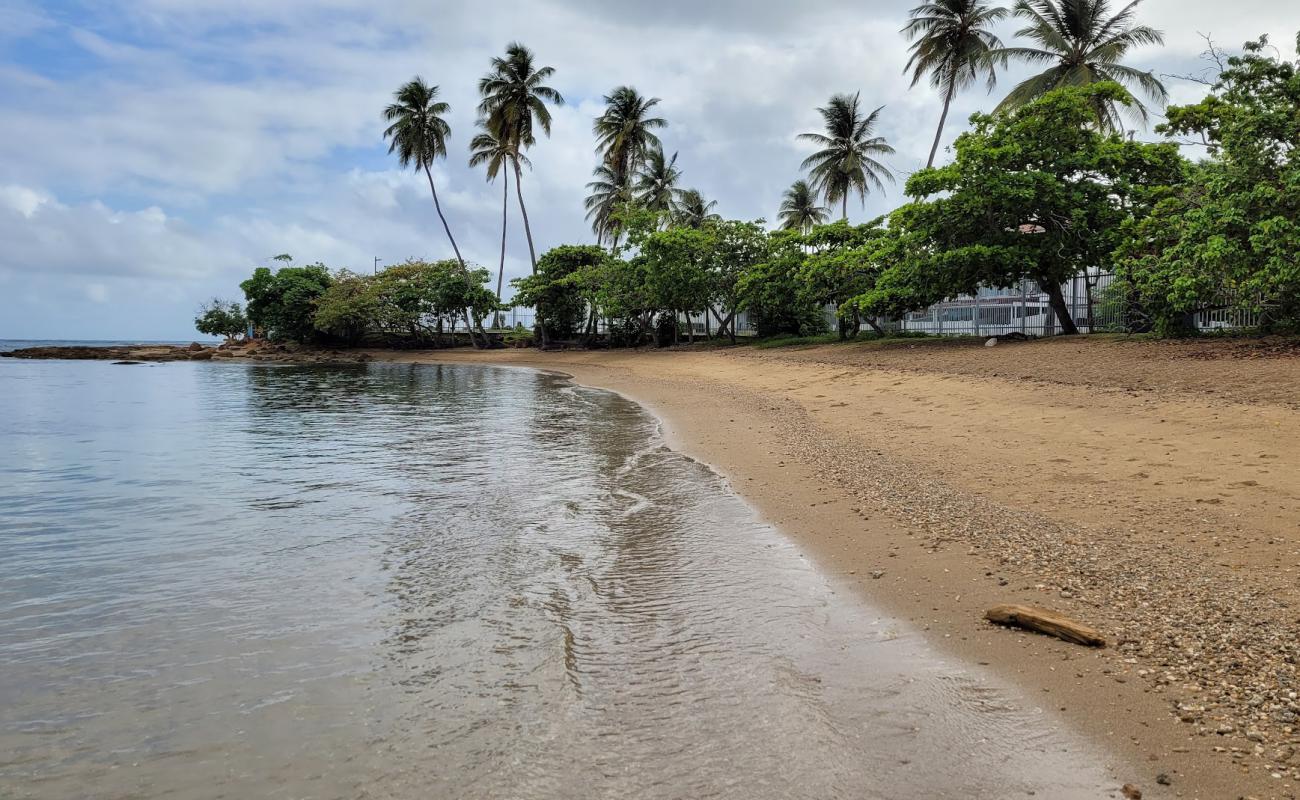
{"left": 0, "top": 360, "right": 1115, "bottom": 799}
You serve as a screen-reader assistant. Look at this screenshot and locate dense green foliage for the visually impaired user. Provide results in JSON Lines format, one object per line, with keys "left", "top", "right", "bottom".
{"left": 1117, "top": 35, "right": 1300, "bottom": 333}
{"left": 240, "top": 263, "right": 334, "bottom": 342}
{"left": 194, "top": 298, "right": 248, "bottom": 339}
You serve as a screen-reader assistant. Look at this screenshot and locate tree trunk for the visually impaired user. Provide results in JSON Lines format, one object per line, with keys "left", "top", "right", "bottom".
{"left": 512, "top": 157, "right": 539, "bottom": 275}
{"left": 1042, "top": 278, "right": 1080, "bottom": 335}
{"left": 864, "top": 315, "right": 885, "bottom": 335}
{"left": 422, "top": 163, "right": 483, "bottom": 348}
{"left": 926, "top": 83, "right": 956, "bottom": 170}
{"left": 422, "top": 164, "right": 465, "bottom": 268}
{"left": 495, "top": 170, "right": 509, "bottom": 329}
{"left": 841, "top": 193, "right": 848, "bottom": 221}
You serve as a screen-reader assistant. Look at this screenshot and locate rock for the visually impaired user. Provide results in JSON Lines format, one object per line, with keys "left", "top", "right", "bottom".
{"left": 111, "top": 360, "right": 145, "bottom": 365}
{"left": 870, "top": 570, "right": 885, "bottom": 579}
{"left": 985, "top": 338, "right": 998, "bottom": 347}
{"left": 984, "top": 604, "right": 1106, "bottom": 647}
{"left": 1121, "top": 783, "right": 1142, "bottom": 799}
{"left": 1155, "top": 773, "right": 1171, "bottom": 785}
{"left": 189, "top": 350, "right": 214, "bottom": 360}
{"left": 187, "top": 342, "right": 204, "bottom": 351}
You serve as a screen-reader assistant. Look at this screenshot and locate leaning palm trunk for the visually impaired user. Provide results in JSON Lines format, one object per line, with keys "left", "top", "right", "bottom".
{"left": 927, "top": 83, "right": 956, "bottom": 169}
{"left": 495, "top": 171, "right": 509, "bottom": 328}
{"left": 421, "top": 163, "right": 484, "bottom": 348}
{"left": 512, "top": 158, "right": 538, "bottom": 275}
{"left": 422, "top": 164, "right": 465, "bottom": 267}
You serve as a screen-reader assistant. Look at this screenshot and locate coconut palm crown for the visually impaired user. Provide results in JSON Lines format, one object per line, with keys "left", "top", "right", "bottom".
{"left": 903, "top": 0, "right": 1008, "bottom": 168}
{"left": 672, "top": 189, "right": 720, "bottom": 229}
{"left": 634, "top": 147, "right": 683, "bottom": 215}
{"left": 778, "top": 179, "right": 831, "bottom": 234}
{"left": 593, "top": 86, "right": 668, "bottom": 186}
{"left": 798, "top": 93, "right": 896, "bottom": 219}
{"left": 994, "top": 0, "right": 1167, "bottom": 130}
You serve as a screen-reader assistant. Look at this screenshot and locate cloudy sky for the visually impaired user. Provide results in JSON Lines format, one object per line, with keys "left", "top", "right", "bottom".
{"left": 2, "top": 0, "right": 1297, "bottom": 340}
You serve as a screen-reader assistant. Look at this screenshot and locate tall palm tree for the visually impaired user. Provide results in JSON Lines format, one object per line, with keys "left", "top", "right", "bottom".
{"left": 592, "top": 86, "right": 667, "bottom": 203}
{"left": 778, "top": 179, "right": 830, "bottom": 234}
{"left": 798, "top": 93, "right": 896, "bottom": 220}
{"left": 477, "top": 42, "right": 564, "bottom": 274}
{"left": 634, "top": 147, "right": 682, "bottom": 217}
{"left": 903, "top": 0, "right": 1008, "bottom": 169}
{"left": 383, "top": 78, "right": 464, "bottom": 267}
{"left": 672, "top": 189, "right": 720, "bottom": 229}
{"left": 994, "top": 0, "right": 1167, "bottom": 130}
{"left": 469, "top": 118, "right": 527, "bottom": 324}
{"left": 584, "top": 163, "right": 631, "bottom": 246}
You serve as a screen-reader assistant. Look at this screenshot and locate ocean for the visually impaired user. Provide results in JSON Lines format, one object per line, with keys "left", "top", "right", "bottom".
{"left": 0, "top": 354, "right": 1115, "bottom": 798}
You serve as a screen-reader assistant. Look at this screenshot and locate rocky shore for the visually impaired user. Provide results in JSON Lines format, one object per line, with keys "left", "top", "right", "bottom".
{"left": 1, "top": 341, "right": 375, "bottom": 365}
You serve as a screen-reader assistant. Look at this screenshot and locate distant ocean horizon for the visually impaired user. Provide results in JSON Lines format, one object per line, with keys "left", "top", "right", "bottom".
{"left": 0, "top": 338, "right": 222, "bottom": 353}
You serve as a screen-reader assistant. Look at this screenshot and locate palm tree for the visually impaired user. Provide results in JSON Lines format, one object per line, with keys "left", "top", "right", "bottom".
{"left": 584, "top": 163, "right": 631, "bottom": 246}
{"left": 477, "top": 42, "right": 564, "bottom": 274}
{"left": 592, "top": 86, "right": 667, "bottom": 207}
{"left": 469, "top": 118, "right": 527, "bottom": 325}
{"left": 383, "top": 78, "right": 464, "bottom": 267}
{"left": 903, "top": 0, "right": 1008, "bottom": 169}
{"left": 672, "top": 189, "right": 720, "bottom": 229}
{"left": 634, "top": 147, "right": 682, "bottom": 217}
{"left": 778, "top": 179, "right": 830, "bottom": 234}
{"left": 798, "top": 93, "right": 896, "bottom": 220}
{"left": 994, "top": 0, "right": 1167, "bottom": 130}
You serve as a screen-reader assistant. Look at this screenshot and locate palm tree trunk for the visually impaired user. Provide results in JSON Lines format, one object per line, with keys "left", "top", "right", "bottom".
{"left": 422, "top": 164, "right": 465, "bottom": 267}
{"left": 495, "top": 171, "right": 509, "bottom": 328}
{"left": 512, "top": 157, "right": 538, "bottom": 275}
{"left": 422, "top": 163, "right": 483, "bottom": 349}
{"left": 841, "top": 194, "right": 848, "bottom": 221}
{"left": 926, "top": 83, "right": 956, "bottom": 170}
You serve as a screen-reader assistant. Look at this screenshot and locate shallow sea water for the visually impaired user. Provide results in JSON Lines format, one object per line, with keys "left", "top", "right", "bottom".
{"left": 0, "top": 358, "right": 1117, "bottom": 798}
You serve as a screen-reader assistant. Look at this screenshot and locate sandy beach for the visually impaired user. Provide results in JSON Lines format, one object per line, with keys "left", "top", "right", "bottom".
{"left": 376, "top": 336, "right": 1300, "bottom": 800}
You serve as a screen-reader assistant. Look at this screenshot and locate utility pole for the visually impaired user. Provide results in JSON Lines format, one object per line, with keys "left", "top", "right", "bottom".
{"left": 373, "top": 257, "right": 382, "bottom": 275}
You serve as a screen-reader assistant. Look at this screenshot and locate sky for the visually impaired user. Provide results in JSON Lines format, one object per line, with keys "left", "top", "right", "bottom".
{"left": 1, "top": 0, "right": 1298, "bottom": 340}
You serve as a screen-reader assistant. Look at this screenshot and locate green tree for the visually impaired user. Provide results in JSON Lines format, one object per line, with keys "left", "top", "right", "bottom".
{"left": 639, "top": 226, "right": 715, "bottom": 343}
{"left": 706, "top": 220, "right": 771, "bottom": 344}
{"left": 312, "top": 271, "right": 380, "bottom": 345}
{"left": 240, "top": 263, "right": 334, "bottom": 342}
{"left": 383, "top": 78, "right": 464, "bottom": 267}
{"left": 194, "top": 298, "right": 248, "bottom": 340}
{"left": 737, "top": 231, "right": 827, "bottom": 337}
{"left": 799, "top": 219, "right": 890, "bottom": 337}
{"left": 477, "top": 42, "right": 564, "bottom": 275}
{"left": 777, "top": 179, "right": 830, "bottom": 233}
{"left": 994, "top": 0, "right": 1167, "bottom": 130}
{"left": 1118, "top": 34, "right": 1300, "bottom": 333}
{"left": 902, "top": 0, "right": 1008, "bottom": 168}
{"left": 510, "top": 245, "right": 597, "bottom": 344}
{"left": 798, "top": 93, "right": 895, "bottom": 219}
{"left": 863, "top": 83, "right": 1182, "bottom": 334}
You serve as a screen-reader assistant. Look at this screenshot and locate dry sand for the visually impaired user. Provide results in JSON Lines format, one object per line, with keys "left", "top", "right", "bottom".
{"left": 380, "top": 336, "right": 1300, "bottom": 800}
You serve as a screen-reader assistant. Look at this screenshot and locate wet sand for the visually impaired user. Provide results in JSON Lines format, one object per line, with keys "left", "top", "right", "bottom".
{"left": 380, "top": 337, "right": 1300, "bottom": 800}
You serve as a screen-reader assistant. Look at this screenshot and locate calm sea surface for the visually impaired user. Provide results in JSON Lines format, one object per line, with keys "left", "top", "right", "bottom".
{"left": 0, "top": 355, "right": 1117, "bottom": 799}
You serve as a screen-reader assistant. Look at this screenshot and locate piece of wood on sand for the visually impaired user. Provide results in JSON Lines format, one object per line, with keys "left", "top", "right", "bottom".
{"left": 984, "top": 604, "right": 1106, "bottom": 647}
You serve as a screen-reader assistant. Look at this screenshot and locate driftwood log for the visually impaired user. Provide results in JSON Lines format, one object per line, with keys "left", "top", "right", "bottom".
{"left": 984, "top": 604, "right": 1106, "bottom": 647}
